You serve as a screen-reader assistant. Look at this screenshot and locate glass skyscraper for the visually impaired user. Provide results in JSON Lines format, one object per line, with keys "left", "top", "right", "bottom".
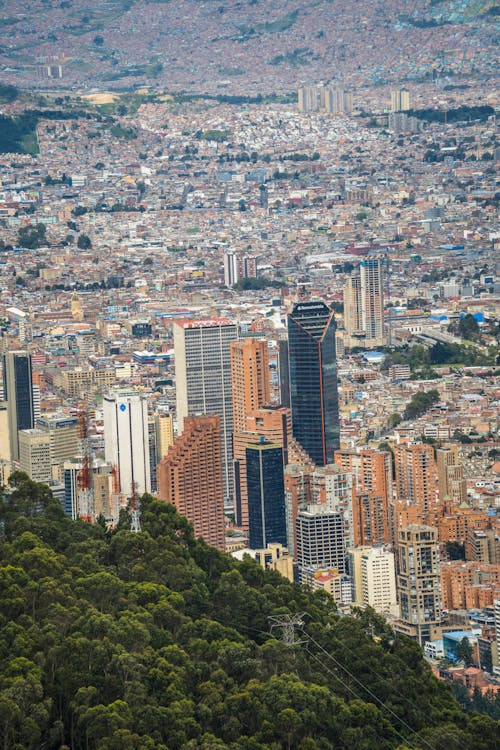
{"left": 246, "top": 441, "right": 287, "bottom": 550}
{"left": 287, "top": 301, "right": 340, "bottom": 466}
{"left": 2, "top": 350, "right": 35, "bottom": 462}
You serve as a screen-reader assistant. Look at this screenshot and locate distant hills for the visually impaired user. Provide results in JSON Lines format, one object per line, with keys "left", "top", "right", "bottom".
{"left": 0, "top": 0, "right": 498, "bottom": 93}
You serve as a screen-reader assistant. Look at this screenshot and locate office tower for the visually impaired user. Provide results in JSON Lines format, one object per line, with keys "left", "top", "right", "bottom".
{"left": 287, "top": 300, "right": 340, "bottom": 466}
{"left": 103, "top": 389, "right": 151, "bottom": 497}
{"left": 296, "top": 505, "right": 345, "bottom": 583}
{"left": 298, "top": 85, "right": 319, "bottom": 112}
{"left": 2, "top": 350, "right": 35, "bottom": 462}
{"left": 18, "top": 429, "right": 52, "bottom": 483}
{"left": 157, "top": 415, "right": 225, "bottom": 551}
{"left": 343, "top": 275, "right": 364, "bottom": 339}
{"left": 230, "top": 338, "right": 271, "bottom": 434}
{"left": 397, "top": 524, "right": 441, "bottom": 645}
{"left": 234, "top": 405, "right": 290, "bottom": 529}
{"left": 0, "top": 402, "right": 10, "bottom": 462}
{"left": 155, "top": 413, "right": 174, "bottom": 461}
{"left": 350, "top": 545, "right": 399, "bottom": 617}
{"left": 174, "top": 318, "right": 238, "bottom": 505}
{"left": 494, "top": 600, "right": 500, "bottom": 678}
{"left": 246, "top": 440, "right": 287, "bottom": 550}
{"left": 391, "top": 88, "right": 410, "bottom": 112}
{"left": 36, "top": 415, "right": 79, "bottom": 481}
{"left": 437, "top": 446, "right": 467, "bottom": 504}
{"left": 360, "top": 259, "right": 384, "bottom": 346}
{"left": 223, "top": 251, "right": 258, "bottom": 287}
{"left": 394, "top": 443, "right": 436, "bottom": 513}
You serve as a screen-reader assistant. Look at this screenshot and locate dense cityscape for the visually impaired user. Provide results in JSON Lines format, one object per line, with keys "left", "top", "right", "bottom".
{"left": 0, "top": 0, "right": 499, "bottom": 747}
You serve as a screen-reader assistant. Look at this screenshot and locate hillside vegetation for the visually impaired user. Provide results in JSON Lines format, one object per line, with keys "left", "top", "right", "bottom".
{"left": 1, "top": 471, "right": 499, "bottom": 750}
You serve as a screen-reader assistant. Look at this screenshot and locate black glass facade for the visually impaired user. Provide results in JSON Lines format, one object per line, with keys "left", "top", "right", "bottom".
{"left": 287, "top": 301, "right": 340, "bottom": 465}
{"left": 246, "top": 443, "right": 287, "bottom": 550}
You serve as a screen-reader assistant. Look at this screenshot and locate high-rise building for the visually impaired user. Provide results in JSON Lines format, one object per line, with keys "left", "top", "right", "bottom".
{"left": 103, "top": 389, "right": 151, "bottom": 497}
{"left": 360, "top": 259, "right": 384, "bottom": 345}
{"left": 287, "top": 300, "right": 340, "bottom": 466}
{"left": 298, "top": 85, "right": 319, "bottom": 112}
{"left": 234, "top": 405, "right": 291, "bottom": 529}
{"left": 18, "top": 429, "right": 51, "bottom": 483}
{"left": 0, "top": 402, "right": 10, "bottom": 463}
{"left": 343, "top": 275, "right": 364, "bottom": 338}
{"left": 2, "top": 350, "right": 35, "bottom": 462}
{"left": 351, "top": 545, "right": 399, "bottom": 617}
{"left": 391, "top": 88, "right": 410, "bottom": 112}
{"left": 437, "top": 446, "right": 467, "bottom": 504}
{"left": 230, "top": 338, "right": 271, "bottom": 434}
{"left": 174, "top": 318, "right": 238, "bottom": 505}
{"left": 296, "top": 505, "right": 345, "bottom": 583}
{"left": 396, "top": 524, "right": 441, "bottom": 645}
{"left": 323, "top": 86, "right": 353, "bottom": 114}
{"left": 36, "top": 415, "right": 79, "bottom": 481}
{"left": 223, "top": 251, "right": 258, "bottom": 287}
{"left": 246, "top": 440, "right": 287, "bottom": 551}
{"left": 154, "top": 413, "right": 174, "bottom": 461}
{"left": 394, "top": 443, "right": 436, "bottom": 513}
{"left": 148, "top": 418, "right": 157, "bottom": 494}
{"left": 157, "top": 415, "right": 225, "bottom": 551}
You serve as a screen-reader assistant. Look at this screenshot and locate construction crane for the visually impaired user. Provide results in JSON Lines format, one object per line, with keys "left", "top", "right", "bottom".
{"left": 76, "top": 401, "right": 94, "bottom": 523}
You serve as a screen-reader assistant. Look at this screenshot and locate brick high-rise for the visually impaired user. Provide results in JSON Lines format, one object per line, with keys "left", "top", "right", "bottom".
{"left": 230, "top": 338, "right": 270, "bottom": 435}
{"left": 157, "top": 415, "right": 225, "bottom": 551}
{"left": 394, "top": 443, "right": 436, "bottom": 513}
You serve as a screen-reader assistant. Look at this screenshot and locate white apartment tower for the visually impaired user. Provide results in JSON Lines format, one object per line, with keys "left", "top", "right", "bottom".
{"left": 360, "top": 259, "right": 385, "bottom": 346}
{"left": 103, "top": 389, "right": 151, "bottom": 497}
{"left": 174, "top": 318, "right": 238, "bottom": 505}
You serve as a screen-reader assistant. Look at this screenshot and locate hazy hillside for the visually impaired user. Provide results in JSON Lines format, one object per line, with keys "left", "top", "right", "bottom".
{"left": 0, "top": 0, "right": 498, "bottom": 93}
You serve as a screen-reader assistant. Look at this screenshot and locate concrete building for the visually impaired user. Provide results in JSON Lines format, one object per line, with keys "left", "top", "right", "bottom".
{"left": 174, "top": 318, "right": 238, "bottom": 506}
{"left": 437, "top": 446, "right": 467, "bottom": 503}
{"left": 154, "top": 413, "right": 174, "bottom": 462}
{"left": 295, "top": 504, "right": 345, "bottom": 582}
{"left": 18, "top": 428, "right": 52, "bottom": 483}
{"left": 36, "top": 415, "right": 79, "bottom": 481}
{"left": 230, "top": 338, "right": 271, "bottom": 435}
{"left": 396, "top": 524, "right": 441, "bottom": 645}
{"left": 103, "top": 388, "right": 151, "bottom": 497}
{"left": 394, "top": 443, "right": 436, "bottom": 513}
{"left": 391, "top": 88, "right": 410, "bottom": 112}
{"left": 0, "top": 401, "right": 10, "bottom": 463}
{"left": 157, "top": 415, "right": 225, "bottom": 551}
{"left": 355, "top": 545, "right": 399, "bottom": 617}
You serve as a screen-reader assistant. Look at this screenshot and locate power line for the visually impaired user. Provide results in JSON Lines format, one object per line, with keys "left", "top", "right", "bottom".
{"left": 303, "top": 643, "right": 424, "bottom": 750}
{"left": 300, "top": 628, "right": 437, "bottom": 750}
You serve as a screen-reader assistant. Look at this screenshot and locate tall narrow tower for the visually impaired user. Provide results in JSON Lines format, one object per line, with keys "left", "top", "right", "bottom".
{"left": 230, "top": 338, "right": 271, "bottom": 434}
{"left": 2, "top": 350, "right": 35, "bottom": 462}
{"left": 359, "top": 259, "right": 384, "bottom": 345}
{"left": 287, "top": 300, "right": 340, "bottom": 465}
{"left": 103, "top": 389, "right": 151, "bottom": 497}
{"left": 174, "top": 318, "right": 238, "bottom": 506}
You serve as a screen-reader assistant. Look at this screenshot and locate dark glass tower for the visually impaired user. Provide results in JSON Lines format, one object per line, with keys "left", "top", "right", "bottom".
{"left": 2, "top": 350, "right": 34, "bottom": 462}
{"left": 246, "top": 441, "right": 287, "bottom": 550}
{"left": 287, "top": 301, "right": 340, "bottom": 465}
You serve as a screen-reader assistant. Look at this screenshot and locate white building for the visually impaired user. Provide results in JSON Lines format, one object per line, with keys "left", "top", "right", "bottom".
{"left": 103, "top": 389, "right": 151, "bottom": 497}
{"left": 359, "top": 545, "right": 399, "bottom": 618}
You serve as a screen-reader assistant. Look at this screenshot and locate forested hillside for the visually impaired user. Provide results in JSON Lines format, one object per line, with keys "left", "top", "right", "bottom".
{"left": 0, "top": 472, "right": 499, "bottom": 750}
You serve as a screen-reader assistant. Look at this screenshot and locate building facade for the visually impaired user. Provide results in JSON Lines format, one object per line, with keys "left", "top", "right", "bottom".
{"left": 287, "top": 300, "right": 340, "bottom": 465}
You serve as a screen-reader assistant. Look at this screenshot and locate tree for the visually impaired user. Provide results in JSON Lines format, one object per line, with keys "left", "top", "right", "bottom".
{"left": 457, "top": 314, "right": 481, "bottom": 342}
{"left": 18, "top": 223, "right": 47, "bottom": 249}
{"left": 77, "top": 234, "right": 92, "bottom": 250}
{"left": 455, "top": 636, "right": 474, "bottom": 667}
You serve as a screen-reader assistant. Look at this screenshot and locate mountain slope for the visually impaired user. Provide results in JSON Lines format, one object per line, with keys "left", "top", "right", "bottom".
{"left": 0, "top": 471, "right": 499, "bottom": 749}
{"left": 0, "top": 0, "right": 497, "bottom": 93}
